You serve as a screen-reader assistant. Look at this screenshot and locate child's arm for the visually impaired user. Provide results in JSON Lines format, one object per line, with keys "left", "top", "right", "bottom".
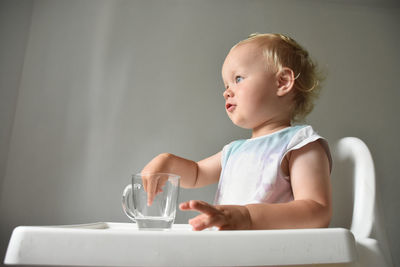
{"left": 141, "top": 152, "right": 222, "bottom": 205}
{"left": 180, "top": 141, "right": 331, "bottom": 230}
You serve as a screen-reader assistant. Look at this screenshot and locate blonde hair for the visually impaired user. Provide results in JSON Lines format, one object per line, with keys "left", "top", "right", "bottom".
{"left": 235, "top": 33, "right": 324, "bottom": 122}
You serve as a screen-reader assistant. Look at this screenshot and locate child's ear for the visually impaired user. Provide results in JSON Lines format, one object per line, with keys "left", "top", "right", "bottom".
{"left": 276, "top": 68, "right": 295, "bottom": 96}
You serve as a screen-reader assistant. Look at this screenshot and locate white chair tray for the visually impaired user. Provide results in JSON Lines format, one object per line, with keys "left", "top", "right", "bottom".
{"left": 4, "top": 222, "right": 357, "bottom": 266}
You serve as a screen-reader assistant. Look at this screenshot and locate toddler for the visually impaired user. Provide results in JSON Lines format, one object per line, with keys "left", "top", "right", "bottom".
{"left": 142, "top": 33, "right": 332, "bottom": 231}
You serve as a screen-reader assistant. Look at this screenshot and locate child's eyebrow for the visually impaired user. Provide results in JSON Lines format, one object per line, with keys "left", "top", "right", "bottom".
{"left": 223, "top": 69, "right": 235, "bottom": 80}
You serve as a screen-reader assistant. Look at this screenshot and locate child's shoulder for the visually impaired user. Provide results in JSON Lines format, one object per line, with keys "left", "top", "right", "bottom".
{"left": 286, "top": 124, "right": 327, "bottom": 151}
{"left": 285, "top": 125, "right": 332, "bottom": 172}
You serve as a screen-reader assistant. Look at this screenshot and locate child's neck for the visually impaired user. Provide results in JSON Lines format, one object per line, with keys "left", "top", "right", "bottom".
{"left": 251, "top": 120, "right": 291, "bottom": 139}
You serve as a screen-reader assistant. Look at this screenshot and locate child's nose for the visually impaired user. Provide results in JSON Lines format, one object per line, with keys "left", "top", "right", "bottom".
{"left": 223, "top": 87, "right": 233, "bottom": 99}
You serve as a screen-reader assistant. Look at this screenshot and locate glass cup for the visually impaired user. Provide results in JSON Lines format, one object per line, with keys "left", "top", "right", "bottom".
{"left": 122, "top": 173, "right": 180, "bottom": 230}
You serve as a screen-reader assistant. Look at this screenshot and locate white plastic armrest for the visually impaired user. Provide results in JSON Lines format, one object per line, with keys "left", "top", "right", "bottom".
{"left": 336, "top": 137, "right": 375, "bottom": 239}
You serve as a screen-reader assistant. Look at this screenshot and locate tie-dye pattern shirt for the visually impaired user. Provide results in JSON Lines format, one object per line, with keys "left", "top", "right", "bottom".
{"left": 214, "top": 125, "right": 331, "bottom": 205}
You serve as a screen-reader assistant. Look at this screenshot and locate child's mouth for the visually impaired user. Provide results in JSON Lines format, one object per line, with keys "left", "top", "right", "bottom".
{"left": 226, "top": 103, "right": 236, "bottom": 112}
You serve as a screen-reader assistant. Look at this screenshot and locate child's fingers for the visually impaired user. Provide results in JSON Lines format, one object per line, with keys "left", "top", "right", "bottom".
{"left": 180, "top": 200, "right": 211, "bottom": 212}
{"left": 189, "top": 200, "right": 219, "bottom": 215}
{"left": 190, "top": 221, "right": 208, "bottom": 231}
{"left": 142, "top": 179, "right": 148, "bottom": 193}
{"left": 146, "top": 179, "right": 158, "bottom": 206}
{"left": 179, "top": 201, "right": 191, "bottom": 210}
{"left": 142, "top": 178, "right": 156, "bottom": 206}
{"left": 189, "top": 213, "right": 224, "bottom": 231}
{"left": 189, "top": 214, "right": 209, "bottom": 231}
{"left": 180, "top": 200, "right": 220, "bottom": 216}
{"left": 180, "top": 200, "right": 227, "bottom": 231}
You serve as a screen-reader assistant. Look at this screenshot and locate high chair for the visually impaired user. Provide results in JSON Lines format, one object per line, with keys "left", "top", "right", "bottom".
{"left": 4, "top": 137, "right": 393, "bottom": 266}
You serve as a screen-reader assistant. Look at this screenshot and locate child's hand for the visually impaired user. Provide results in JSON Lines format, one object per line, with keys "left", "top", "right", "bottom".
{"left": 141, "top": 153, "right": 172, "bottom": 206}
{"left": 179, "top": 200, "right": 252, "bottom": 231}
{"left": 142, "top": 174, "right": 168, "bottom": 206}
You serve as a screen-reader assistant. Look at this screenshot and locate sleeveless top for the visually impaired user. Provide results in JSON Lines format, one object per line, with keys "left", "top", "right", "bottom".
{"left": 214, "top": 125, "right": 332, "bottom": 205}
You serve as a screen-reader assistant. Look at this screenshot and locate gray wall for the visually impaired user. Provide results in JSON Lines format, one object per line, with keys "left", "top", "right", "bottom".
{"left": 1, "top": 0, "right": 399, "bottom": 266}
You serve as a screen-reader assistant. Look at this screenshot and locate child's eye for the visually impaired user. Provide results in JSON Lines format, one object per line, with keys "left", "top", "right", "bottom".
{"left": 235, "top": 76, "right": 243, "bottom": 83}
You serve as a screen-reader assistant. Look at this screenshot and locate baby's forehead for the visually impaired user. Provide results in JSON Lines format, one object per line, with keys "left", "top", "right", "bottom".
{"left": 222, "top": 42, "right": 270, "bottom": 71}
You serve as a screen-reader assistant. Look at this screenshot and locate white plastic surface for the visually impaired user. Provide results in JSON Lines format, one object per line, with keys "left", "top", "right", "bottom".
{"left": 4, "top": 222, "right": 357, "bottom": 266}
{"left": 333, "top": 137, "right": 392, "bottom": 266}
{"left": 335, "top": 137, "right": 375, "bottom": 239}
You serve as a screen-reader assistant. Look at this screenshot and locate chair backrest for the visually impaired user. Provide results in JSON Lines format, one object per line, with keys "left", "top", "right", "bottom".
{"left": 329, "top": 137, "right": 375, "bottom": 239}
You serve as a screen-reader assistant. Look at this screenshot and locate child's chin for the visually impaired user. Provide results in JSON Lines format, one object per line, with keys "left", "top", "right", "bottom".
{"left": 227, "top": 114, "right": 251, "bottom": 129}
{"left": 231, "top": 120, "right": 252, "bottom": 130}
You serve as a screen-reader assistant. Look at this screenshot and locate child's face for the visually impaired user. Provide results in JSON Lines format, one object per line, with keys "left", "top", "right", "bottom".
{"left": 222, "top": 42, "right": 290, "bottom": 132}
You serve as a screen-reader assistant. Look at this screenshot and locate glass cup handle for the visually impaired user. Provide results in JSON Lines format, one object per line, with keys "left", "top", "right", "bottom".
{"left": 122, "top": 184, "right": 136, "bottom": 222}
